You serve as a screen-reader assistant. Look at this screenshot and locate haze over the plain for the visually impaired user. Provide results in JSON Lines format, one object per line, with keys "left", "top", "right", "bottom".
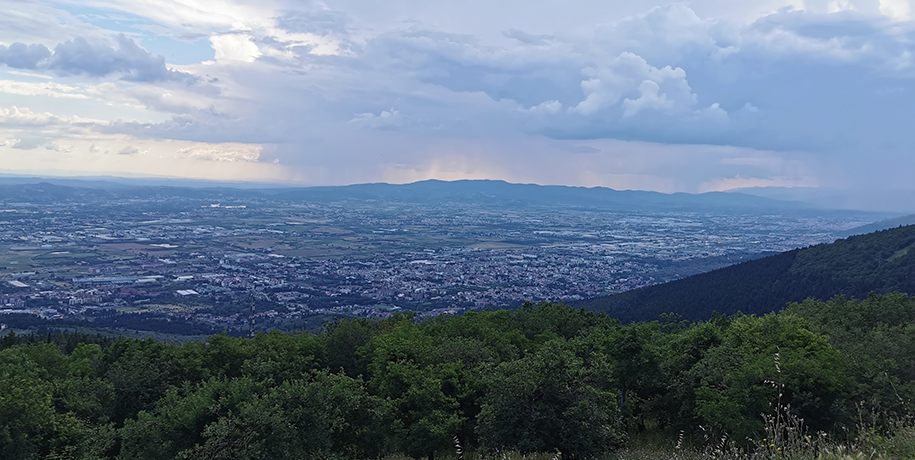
{"left": 1, "top": 0, "right": 913, "bottom": 210}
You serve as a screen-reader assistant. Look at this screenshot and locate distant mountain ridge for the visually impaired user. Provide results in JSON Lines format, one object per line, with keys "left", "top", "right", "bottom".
{"left": 272, "top": 179, "right": 802, "bottom": 210}
{"left": 0, "top": 178, "right": 805, "bottom": 211}
{"left": 577, "top": 224, "right": 915, "bottom": 323}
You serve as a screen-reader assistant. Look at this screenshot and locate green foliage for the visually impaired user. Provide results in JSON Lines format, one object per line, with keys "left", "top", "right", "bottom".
{"left": 786, "top": 293, "right": 915, "bottom": 424}
{"left": 688, "top": 313, "right": 847, "bottom": 441}
{"left": 366, "top": 316, "right": 474, "bottom": 458}
{"left": 0, "top": 343, "right": 108, "bottom": 460}
{"left": 581, "top": 224, "right": 915, "bottom": 323}
{"left": 1, "top": 296, "right": 915, "bottom": 459}
{"left": 477, "top": 337, "right": 624, "bottom": 459}
{"left": 322, "top": 317, "right": 380, "bottom": 377}
{"left": 119, "top": 372, "right": 387, "bottom": 460}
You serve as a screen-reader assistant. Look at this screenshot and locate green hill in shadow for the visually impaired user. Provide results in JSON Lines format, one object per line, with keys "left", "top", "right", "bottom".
{"left": 578, "top": 224, "right": 915, "bottom": 323}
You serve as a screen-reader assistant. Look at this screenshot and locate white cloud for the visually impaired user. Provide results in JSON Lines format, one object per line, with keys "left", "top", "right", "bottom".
{"left": 117, "top": 83, "right": 221, "bottom": 115}
{"left": 527, "top": 100, "right": 563, "bottom": 114}
{"left": 7, "top": 70, "right": 53, "bottom": 79}
{"left": 879, "top": 0, "right": 912, "bottom": 20}
{"left": 45, "top": 142, "right": 74, "bottom": 153}
{"left": 0, "top": 0, "right": 105, "bottom": 46}
{"left": 1, "top": 0, "right": 914, "bottom": 199}
{"left": 88, "top": 143, "right": 108, "bottom": 154}
{"left": 177, "top": 143, "right": 261, "bottom": 161}
{"left": 63, "top": 0, "right": 270, "bottom": 33}
{"left": 0, "top": 106, "right": 108, "bottom": 129}
{"left": 623, "top": 80, "right": 676, "bottom": 117}
{"left": 0, "top": 106, "right": 64, "bottom": 126}
{"left": 572, "top": 53, "right": 699, "bottom": 116}
{"left": 0, "top": 79, "right": 89, "bottom": 99}
{"left": 210, "top": 33, "right": 261, "bottom": 63}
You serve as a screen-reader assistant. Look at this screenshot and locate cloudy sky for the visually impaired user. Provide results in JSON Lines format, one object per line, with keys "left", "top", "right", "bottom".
{"left": 1, "top": 0, "right": 913, "bottom": 201}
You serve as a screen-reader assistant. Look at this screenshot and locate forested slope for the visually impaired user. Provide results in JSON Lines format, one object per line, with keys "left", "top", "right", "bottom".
{"left": 837, "top": 214, "right": 915, "bottom": 237}
{"left": 579, "top": 224, "right": 915, "bottom": 323}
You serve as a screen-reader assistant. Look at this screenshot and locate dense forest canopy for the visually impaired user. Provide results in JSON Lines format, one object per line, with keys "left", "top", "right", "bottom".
{"left": 2, "top": 294, "right": 914, "bottom": 459}
{"left": 579, "top": 224, "right": 915, "bottom": 323}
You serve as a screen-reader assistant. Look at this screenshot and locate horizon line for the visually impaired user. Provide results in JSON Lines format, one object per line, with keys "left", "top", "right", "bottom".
{"left": 0, "top": 170, "right": 820, "bottom": 195}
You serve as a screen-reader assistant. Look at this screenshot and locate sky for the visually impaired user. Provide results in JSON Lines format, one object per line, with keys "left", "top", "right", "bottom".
{"left": 0, "top": 0, "right": 914, "bottom": 207}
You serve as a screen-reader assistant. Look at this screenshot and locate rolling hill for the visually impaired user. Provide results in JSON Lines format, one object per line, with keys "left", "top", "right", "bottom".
{"left": 578, "top": 224, "right": 915, "bottom": 323}
{"left": 270, "top": 179, "right": 802, "bottom": 211}
{"left": 0, "top": 177, "right": 803, "bottom": 212}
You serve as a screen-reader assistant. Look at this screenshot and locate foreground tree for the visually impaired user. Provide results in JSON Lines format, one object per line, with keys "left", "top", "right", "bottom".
{"left": 476, "top": 338, "right": 623, "bottom": 459}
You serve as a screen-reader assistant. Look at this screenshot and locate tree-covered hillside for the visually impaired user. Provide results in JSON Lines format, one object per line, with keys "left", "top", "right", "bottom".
{"left": 836, "top": 214, "right": 915, "bottom": 237}
{"left": 578, "top": 224, "right": 915, "bottom": 323}
{"left": 2, "top": 295, "right": 915, "bottom": 459}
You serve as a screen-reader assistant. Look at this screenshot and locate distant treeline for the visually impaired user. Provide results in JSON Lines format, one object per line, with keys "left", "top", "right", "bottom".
{"left": 2, "top": 293, "right": 914, "bottom": 460}
{"left": 580, "top": 224, "right": 915, "bottom": 322}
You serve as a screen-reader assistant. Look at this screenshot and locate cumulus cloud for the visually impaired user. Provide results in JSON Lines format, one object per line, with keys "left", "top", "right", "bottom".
{"left": 0, "top": 43, "right": 52, "bottom": 68}
{"left": 0, "top": 35, "right": 198, "bottom": 83}
{"left": 0, "top": 106, "right": 65, "bottom": 126}
{"left": 210, "top": 33, "right": 262, "bottom": 63}
{"left": 572, "top": 52, "right": 699, "bottom": 116}
{"left": 89, "top": 2, "right": 915, "bottom": 190}
{"left": 118, "top": 145, "right": 141, "bottom": 155}
{"left": 623, "top": 80, "right": 676, "bottom": 117}
{"left": 4, "top": 0, "right": 915, "bottom": 197}
{"left": 88, "top": 143, "right": 109, "bottom": 154}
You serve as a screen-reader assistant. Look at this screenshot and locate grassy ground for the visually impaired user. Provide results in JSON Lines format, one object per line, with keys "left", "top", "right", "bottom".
{"left": 375, "top": 424, "right": 915, "bottom": 460}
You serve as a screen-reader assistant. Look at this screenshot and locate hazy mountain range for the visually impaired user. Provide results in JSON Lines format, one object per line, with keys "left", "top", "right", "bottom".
{"left": 0, "top": 176, "right": 809, "bottom": 212}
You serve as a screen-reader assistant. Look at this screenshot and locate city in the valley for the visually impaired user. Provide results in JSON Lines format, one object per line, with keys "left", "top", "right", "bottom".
{"left": 0, "top": 180, "right": 883, "bottom": 337}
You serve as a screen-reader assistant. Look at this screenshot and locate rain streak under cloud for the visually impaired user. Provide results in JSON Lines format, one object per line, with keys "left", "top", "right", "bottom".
{"left": 0, "top": 0, "right": 913, "bottom": 207}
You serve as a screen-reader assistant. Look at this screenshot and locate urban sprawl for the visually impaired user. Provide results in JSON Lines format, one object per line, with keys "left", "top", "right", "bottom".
{"left": 0, "top": 191, "right": 873, "bottom": 335}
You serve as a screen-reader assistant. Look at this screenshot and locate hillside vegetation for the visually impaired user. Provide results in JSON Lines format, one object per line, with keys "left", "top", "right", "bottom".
{"left": 579, "top": 224, "right": 915, "bottom": 323}
{"left": 837, "top": 214, "right": 915, "bottom": 237}
{"left": 2, "top": 295, "right": 915, "bottom": 459}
